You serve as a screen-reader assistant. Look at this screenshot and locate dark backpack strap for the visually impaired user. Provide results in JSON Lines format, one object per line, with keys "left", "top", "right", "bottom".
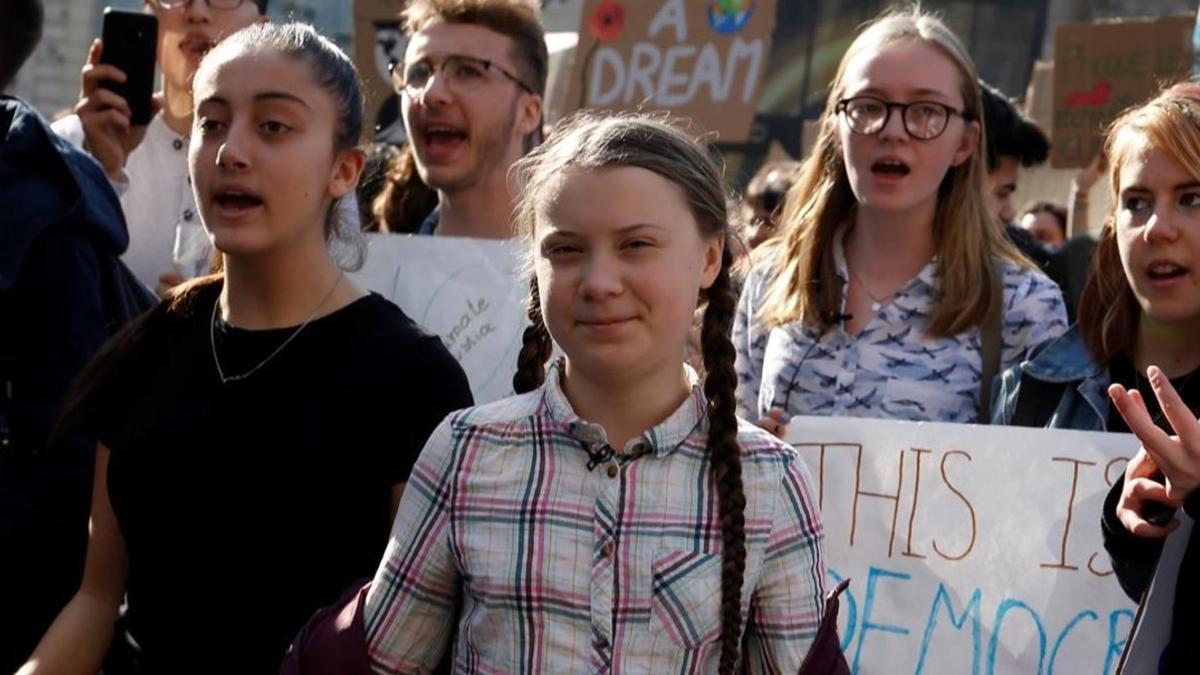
{"left": 977, "top": 264, "right": 1003, "bottom": 424}
{"left": 797, "top": 577, "right": 852, "bottom": 675}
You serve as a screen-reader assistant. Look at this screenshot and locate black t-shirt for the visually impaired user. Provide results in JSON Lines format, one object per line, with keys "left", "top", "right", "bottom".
{"left": 91, "top": 282, "right": 473, "bottom": 673}
{"left": 1106, "top": 355, "right": 1200, "bottom": 434}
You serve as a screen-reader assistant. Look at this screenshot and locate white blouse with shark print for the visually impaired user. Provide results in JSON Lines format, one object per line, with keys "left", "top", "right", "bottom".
{"left": 733, "top": 229, "right": 1068, "bottom": 424}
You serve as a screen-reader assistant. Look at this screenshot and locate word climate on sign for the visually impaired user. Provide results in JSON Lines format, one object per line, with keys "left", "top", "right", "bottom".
{"left": 565, "top": 0, "right": 779, "bottom": 142}
{"left": 350, "top": 235, "right": 529, "bottom": 405}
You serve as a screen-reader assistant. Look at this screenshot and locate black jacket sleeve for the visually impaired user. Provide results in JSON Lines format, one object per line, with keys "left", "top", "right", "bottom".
{"left": 10, "top": 226, "right": 109, "bottom": 457}
{"left": 1101, "top": 475, "right": 1165, "bottom": 603}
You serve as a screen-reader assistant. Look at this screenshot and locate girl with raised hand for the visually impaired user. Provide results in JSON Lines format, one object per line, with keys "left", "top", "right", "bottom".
{"left": 994, "top": 82, "right": 1200, "bottom": 670}
{"left": 23, "top": 23, "right": 472, "bottom": 674}
{"left": 364, "top": 111, "right": 827, "bottom": 674}
{"left": 735, "top": 7, "right": 1066, "bottom": 433}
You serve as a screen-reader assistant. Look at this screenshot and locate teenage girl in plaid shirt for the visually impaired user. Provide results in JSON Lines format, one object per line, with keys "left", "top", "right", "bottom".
{"left": 364, "top": 112, "right": 830, "bottom": 673}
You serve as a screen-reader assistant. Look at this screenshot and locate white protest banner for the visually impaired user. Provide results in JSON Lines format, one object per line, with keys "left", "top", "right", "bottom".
{"left": 563, "top": 0, "right": 778, "bottom": 142}
{"left": 352, "top": 234, "right": 528, "bottom": 404}
{"left": 785, "top": 416, "right": 1139, "bottom": 674}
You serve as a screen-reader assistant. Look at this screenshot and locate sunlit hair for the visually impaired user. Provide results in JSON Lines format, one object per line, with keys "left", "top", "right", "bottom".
{"left": 511, "top": 110, "right": 748, "bottom": 675}
{"left": 757, "top": 5, "right": 1027, "bottom": 337}
{"left": 1078, "top": 81, "right": 1200, "bottom": 363}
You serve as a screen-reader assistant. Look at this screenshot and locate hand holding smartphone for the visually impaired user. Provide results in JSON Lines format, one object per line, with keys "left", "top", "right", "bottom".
{"left": 98, "top": 8, "right": 158, "bottom": 126}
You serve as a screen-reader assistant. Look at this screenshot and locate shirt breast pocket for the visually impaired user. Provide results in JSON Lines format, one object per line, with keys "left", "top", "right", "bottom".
{"left": 649, "top": 549, "right": 724, "bottom": 650}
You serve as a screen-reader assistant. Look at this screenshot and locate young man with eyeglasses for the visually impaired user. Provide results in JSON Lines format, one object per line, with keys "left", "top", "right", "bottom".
{"left": 393, "top": 0, "right": 546, "bottom": 239}
{"left": 53, "top": 0, "right": 268, "bottom": 294}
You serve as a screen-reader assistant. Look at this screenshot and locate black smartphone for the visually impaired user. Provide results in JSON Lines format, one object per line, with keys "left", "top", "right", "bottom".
{"left": 99, "top": 8, "right": 158, "bottom": 126}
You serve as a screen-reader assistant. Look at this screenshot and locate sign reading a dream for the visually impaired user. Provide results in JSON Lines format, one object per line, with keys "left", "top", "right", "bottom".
{"left": 564, "top": 0, "right": 778, "bottom": 143}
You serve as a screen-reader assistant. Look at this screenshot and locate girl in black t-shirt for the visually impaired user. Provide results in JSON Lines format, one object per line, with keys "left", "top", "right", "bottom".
{"left": 22, "top": 24, "right": 472, "bottom": 674}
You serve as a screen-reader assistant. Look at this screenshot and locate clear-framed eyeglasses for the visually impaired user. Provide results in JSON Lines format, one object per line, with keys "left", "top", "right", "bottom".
{"left": 836, "top": 96, "right": 968, "bottom": 140}
{"left": 390, "top": 54, "right": 534, "bottom": 97}
{"left": 154, "top": 0, "right": 254, "bottom": 10}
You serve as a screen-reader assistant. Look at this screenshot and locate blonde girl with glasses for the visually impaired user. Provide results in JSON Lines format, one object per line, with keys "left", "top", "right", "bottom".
{"left": 734, "top": 6, "right": 1067, "bottom": 433}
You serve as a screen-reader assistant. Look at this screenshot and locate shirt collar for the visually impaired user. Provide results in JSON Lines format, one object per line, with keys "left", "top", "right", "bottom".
{"left": 147, "top": 113, "right": 185, "bottom": 146}
{"left": 538, "top": 358, "right": 708, "bottom": 459}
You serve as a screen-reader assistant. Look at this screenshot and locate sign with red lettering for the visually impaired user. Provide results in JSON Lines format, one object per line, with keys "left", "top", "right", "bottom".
{"left": 563, "top": 0, "right": 778, "bottom": 142}
{"left": 1051, "top": 14, "right": 1193, "bottom": 168}
{"left": 786, "top": 417, "right": 1138, "bottom": 674}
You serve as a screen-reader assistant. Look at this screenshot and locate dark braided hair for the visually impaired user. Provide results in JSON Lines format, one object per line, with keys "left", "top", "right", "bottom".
{"left": 513, "top": 276, "right": 553, "bottom": 394}
{"left": 701, "top": 245, "right": 746, "bottom": 673}
{"left": 511, "top": 111, "right": 747, "bottom": 671}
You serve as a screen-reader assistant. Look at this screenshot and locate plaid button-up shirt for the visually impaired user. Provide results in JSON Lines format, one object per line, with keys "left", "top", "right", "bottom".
{"left": 365, "top": 361, "right": 826, "bottom": 674}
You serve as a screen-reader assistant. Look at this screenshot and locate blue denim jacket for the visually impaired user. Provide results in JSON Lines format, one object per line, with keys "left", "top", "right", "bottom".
{"left": 991, "top": 326, "right": 1111, "bottom": 431}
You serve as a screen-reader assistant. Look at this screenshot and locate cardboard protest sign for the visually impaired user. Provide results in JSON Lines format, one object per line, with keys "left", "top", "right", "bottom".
{"left": 1052, "top": 14, "right": 1194, "bottom": 168}
{"left": 353, "top": 0, "right": 407, "bottom": 143}
{"left": 1194, "top": 3, "right": 1200, "bottom": 79}
{"left": 351, "top": 234, "right": 529, "bottom": 404}
{"left": 1024, "top": 59, "right": 1054, "bottom": 133}
{"left": 785, "top": 417, "right": 1138, "bottom": 674}
{"left": 563, "top": 0, "right": 778, "bottom": 142}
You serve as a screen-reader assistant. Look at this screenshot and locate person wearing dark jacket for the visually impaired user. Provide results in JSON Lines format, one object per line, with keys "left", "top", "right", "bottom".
{"left": 0, "top": 1, "right": 155, "bottom": 669}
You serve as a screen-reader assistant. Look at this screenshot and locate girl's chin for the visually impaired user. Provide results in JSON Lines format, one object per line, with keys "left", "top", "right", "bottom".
{"left": 1142, "top": 305, "right": 1200, "bottom": 329}
{"left": 207, "top": 234, "right": 270, "bottom": 259}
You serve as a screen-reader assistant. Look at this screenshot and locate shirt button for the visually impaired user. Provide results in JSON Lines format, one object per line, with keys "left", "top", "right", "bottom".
{"left": 183, "top": 209, "right": 194, "bottom": 221}
{"left": 172, "top": 138, "right": 184, "bottom": 150}
{"left": 600, "top": 542, "right": 614, "bottom": 558}
{"left": 606, "top": 463, "right": 619, "bottom": 478}
{"left": 593, "top": 636, "right": 608, "bottom": 650}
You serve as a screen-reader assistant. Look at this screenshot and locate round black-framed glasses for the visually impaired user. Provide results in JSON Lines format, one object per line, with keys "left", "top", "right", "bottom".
{"left": 836, "top": 96, "right": 968, "bottom": 140}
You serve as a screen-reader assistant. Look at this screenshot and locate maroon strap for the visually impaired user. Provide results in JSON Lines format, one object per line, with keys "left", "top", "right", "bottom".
{"left": 279, "top": 580, "right": 372, "bottom": 675}
{"left": 797, "top": 578, "right": 852, "bottom": 675}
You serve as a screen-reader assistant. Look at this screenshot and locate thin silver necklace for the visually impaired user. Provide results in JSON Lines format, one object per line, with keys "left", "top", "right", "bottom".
{"left": 209, "top": 271, "right": 344, "bottom": 384}
{"left": 846, "top": 264, "right": 893, "bottom": 313}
